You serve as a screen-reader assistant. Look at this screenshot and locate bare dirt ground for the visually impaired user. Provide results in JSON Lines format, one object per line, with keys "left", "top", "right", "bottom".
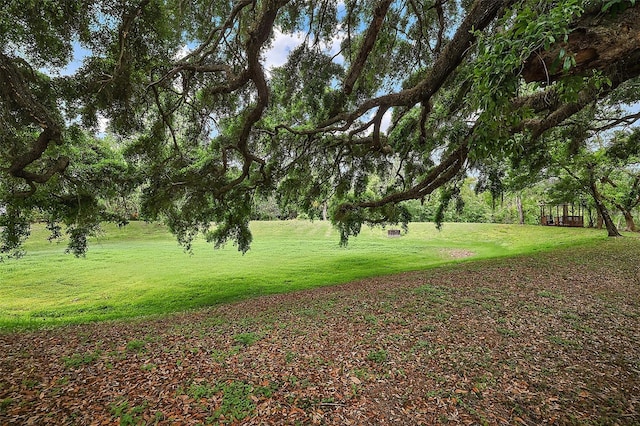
{"left": 1, "top": 236, "right": 639, "bottom": 425}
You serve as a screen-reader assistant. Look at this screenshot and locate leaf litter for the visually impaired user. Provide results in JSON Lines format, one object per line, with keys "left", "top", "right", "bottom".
{"left": 1, "top": 236, "right": 639, "bottom": 425}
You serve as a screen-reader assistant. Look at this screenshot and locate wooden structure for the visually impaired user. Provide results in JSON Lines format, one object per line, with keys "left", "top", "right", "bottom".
{"left": 539, "top": 202, "right": 584, "bottom": 227}
{"left": 387, "top": 229, "right": 401, "bottom": 237}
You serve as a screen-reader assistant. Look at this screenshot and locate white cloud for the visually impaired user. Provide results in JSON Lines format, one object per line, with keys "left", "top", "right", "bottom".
{"left": 263, "top": 27, "right": 346, "bottom": 72}
{"left": 173, "top": 44, "right": 192, "bottom": 61}
{"left": 97, "top": 114, "right": 109, "bottom": 136}
{"left": 381, "top": 109, "right": 393, "bottom": 134}
{"left": 263, "top": 29, "right": 305, "bottom": 70}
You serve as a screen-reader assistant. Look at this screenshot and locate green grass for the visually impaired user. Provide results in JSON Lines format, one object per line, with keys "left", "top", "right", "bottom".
{"left": 108, "top": 399, "right": 147, "bottom": 426}
{"left": 0, "top": 220, "right": 608, "bottom": 330}
{"left": 62, "top": 351, "right": 101, "bottom": 369}
{"left": 366, "top": 349, "right": 389, "bottom": 363}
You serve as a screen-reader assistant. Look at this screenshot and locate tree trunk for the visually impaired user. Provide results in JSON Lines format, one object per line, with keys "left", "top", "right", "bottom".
{"left": 604, "top": 196, "right": 639, "bottom": 232}
{"left": 615, "top": 203, "right": 638, "bottom": 232}
{"left": 516, "top": 194, "right": 524, "bottom": 225}
{"left": 623, "top": 210, "right": 637, "bottom": 232}
{"left": 589, "top": 180, "right": 621, "bottom": 237}
{"left": 322, "top": 201, "right": 328, "bottom": 221}
{"left": 522, "top": 5, "right": 640, "bottom": 83}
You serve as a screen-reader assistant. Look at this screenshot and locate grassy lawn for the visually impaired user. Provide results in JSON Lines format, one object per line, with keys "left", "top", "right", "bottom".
{"left": 0, "top": 220, "right": 608, "bottom": 330}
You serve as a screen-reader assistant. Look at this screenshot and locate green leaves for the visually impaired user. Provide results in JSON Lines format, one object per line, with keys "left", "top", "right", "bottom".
{"left": 471, "top": 1, "right": 583, "bottom": 114}
{"left": 0, "top": 204, "right": 31, "bottom": 261}
{"left": 602, "top": 0, "right": 637, "bottom": 13}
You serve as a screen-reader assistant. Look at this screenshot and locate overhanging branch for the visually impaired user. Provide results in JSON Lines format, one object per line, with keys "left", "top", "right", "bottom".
{"left": 0, "top": 53, "right": 68, "bottom": 194}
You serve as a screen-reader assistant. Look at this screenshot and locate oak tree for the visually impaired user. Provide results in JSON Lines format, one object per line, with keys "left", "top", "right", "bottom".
{"left": 2, "top": 0, "right": 640, "bottom": 256}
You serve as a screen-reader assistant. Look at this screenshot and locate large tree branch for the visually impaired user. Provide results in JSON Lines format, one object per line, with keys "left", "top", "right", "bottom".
{"left": 343, "top": 39, "right": 640, "bottom": 219}
{"left": 149, "top": 1, "right": 254, "bottom": 91}
{"left": 523, "top": 3, "right": 640, "bottom": 83}
{"left": 0, "top": 53, "right": 68, "bottom": 194}
{"left": 317, "top": 0, "right": 514, "bottom": 132}
{"left": 524, "top": 50, "right": 640, "bottom": 139}
{"left": 342, "top": 140, "right": 470, "bottom": 213}
{"left": 342, "top": 0, "right": 393, "bottom": 95}
{"left": 184, "top": 0, "right": 254, "bottom": 63}
{"left": 432, "top": 0, "right": 447, "bottom": 56}
{"left": 98, "top": 0, "right": 151, "bottom": 87}
{"left": 590, "top": 111, "right": 640, "bottom": 132}
{"left": 215, "top": 0, "right": 288, "bottom": 195}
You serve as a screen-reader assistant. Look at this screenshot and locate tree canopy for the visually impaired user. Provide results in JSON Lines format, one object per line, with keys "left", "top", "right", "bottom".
{"left": 2, "top": 0, "right": 640, "bottom": 256}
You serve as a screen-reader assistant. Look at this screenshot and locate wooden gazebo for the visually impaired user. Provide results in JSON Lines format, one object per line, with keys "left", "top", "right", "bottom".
{"left": 539, "top": 202, "right": 584, "bottom": 227}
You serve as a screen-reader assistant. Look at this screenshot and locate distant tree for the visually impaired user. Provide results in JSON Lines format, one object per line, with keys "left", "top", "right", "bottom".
{"left": 401, "top": 175, "right": 544, "bottom": 225}
{"left": 576, "top": 156, "right": 621, "bottom": 236}
{"left": 546, "top": 127, "right": 640, "bottom": 237}
{"left": 602, "top": 172, "right": 640, "bottom": 232}
{"left": 600, "top": 129, "right": 640, "bottom": 231}
{"left": 2, "top": 0, "right": 640, "bottom": 255}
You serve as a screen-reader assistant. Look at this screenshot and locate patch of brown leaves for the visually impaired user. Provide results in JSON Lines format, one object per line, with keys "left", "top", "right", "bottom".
{"left": 441, "top": 249, "right": 475, "bottom": 259}
{"left": 1, "top": 237, "right": 639, "bottom": 425}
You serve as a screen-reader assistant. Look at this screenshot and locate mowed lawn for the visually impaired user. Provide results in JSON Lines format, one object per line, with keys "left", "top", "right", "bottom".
{"left": 0, "top": 221, "right": 608, "bottom": 329}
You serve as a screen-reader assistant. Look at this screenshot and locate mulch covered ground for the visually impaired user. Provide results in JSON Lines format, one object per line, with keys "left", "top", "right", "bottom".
{"left": 1, "top": 236, "right": 639, "bottom": 425}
